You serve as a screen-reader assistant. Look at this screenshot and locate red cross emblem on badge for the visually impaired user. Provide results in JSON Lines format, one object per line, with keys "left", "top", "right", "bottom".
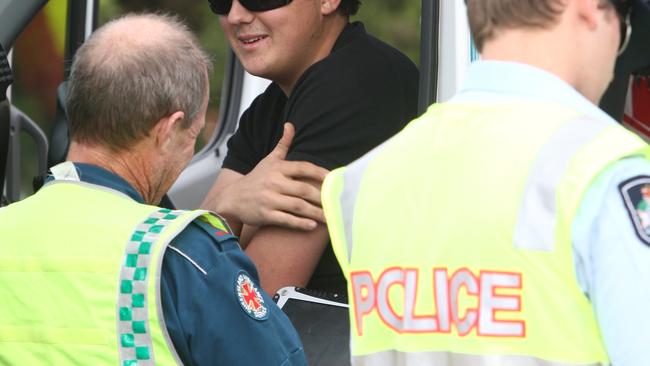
{"left": 235, "top": 272, "right": 268, "bottom": 320}
{"left": 242, "top": 283, "right": 261, "bottom": 311}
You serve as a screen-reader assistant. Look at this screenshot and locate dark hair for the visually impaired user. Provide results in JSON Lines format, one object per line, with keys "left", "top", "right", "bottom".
{"left": 67, "top": 13, "right": 211, "bottom": 151}
{"left": 338, "top": 0, "right": 361, "bottom": 16}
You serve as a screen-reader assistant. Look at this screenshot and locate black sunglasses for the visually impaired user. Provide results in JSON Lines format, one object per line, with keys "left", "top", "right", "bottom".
{"left": 208, "top": 0, "right": 293, "bottom": 15}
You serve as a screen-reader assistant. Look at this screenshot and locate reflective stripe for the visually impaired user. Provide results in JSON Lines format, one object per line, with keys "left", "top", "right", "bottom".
{"left": 116, "top": 208, "right": 183, "bottom": 366}
{"left": 154, "top": 210, "right": 208, "bottom": 366}
{"left": 340, "top": 149, "right": 381, "bottom": 263}
{"left": 514, "top": 117, "right": 609, "bottom": 251}
{"left": 353, "top": 350, "right": 604, "bottom": 366}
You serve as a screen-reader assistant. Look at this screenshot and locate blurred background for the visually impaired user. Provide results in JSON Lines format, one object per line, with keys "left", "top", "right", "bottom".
{"left": 11, "top": 0, "right": 421, "bottom": 197}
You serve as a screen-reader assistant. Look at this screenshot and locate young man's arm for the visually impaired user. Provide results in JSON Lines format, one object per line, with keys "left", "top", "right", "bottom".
{"left": 201, "top": 124, "right": 328, "bottom": 235}
{"left": 244, "top": 223, "right": 330, "bottom": 295}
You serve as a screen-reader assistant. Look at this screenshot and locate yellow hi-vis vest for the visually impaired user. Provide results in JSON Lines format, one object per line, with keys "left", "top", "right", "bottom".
{"left": 322, "top": 102, "right": 650, "bottom": 365}
{"left": 0, "top": 164, "right": 231, "bottom": 365}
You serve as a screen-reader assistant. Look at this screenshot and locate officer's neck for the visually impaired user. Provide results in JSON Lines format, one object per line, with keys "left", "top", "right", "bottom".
{"left": 482, "top": 29, "right": 580, "bottom": 90}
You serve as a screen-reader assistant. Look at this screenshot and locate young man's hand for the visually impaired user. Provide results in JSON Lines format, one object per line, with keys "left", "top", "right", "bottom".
{"left": 202, "top": 123, "right": 329, "bottom": 232}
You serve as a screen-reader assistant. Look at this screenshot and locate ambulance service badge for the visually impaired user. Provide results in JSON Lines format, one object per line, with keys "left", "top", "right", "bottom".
{"left": 619, "top": 175, "right": 650, "bottom": 246}
{"left": 235, "top": 272, "right": 269, "bottom": 320}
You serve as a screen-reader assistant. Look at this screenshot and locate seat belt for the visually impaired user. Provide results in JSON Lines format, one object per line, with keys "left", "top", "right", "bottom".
{"left": 0, "top": 45, "right": 13, "bottom": 206}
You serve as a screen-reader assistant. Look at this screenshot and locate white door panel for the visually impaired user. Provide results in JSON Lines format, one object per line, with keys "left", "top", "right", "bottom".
{"left": 437, "top": 0, "right": 473, "bottom": 102}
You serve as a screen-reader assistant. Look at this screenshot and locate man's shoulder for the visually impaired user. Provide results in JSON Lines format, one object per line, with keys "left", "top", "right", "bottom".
{"left": 324, "top": 22, "right": 417, "bottom": 75}
{"left": 237, "top": 82, "right": 286, "bottom": 131}
{"left": 248, "top": 82, "right": 286, "bottom": 111}
{"left": 166, "top": 214, "right": 242, "bottom": 275}
{"left": 292, "top": 36, "right": 417, "bottom": 101}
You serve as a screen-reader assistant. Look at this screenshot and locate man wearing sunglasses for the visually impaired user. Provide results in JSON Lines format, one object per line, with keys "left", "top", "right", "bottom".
{"left": 201, "top": 0, "right": 418, "bottom": 295}
{"left": 322, "top": 0, "right": 650, "bottom": 365}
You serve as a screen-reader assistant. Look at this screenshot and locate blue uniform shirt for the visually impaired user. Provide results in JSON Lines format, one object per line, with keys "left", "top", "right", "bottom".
{"left": 450, "top": 61, "right": 650, "bottom": 365}
{"left": 49, "top": 163, "right": 307, "bottom": 366}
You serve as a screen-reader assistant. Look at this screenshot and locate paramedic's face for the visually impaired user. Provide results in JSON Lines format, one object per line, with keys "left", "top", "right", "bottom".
{"left": 219, "top": 0, "right": 326, "bottom": 91}
{"left": 159, "top": 89, "right": 208, "bottom": 200}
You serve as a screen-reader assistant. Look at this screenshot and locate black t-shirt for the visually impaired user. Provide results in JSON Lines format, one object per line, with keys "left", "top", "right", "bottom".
{"left": 223, "top": 21, "right": 419, "bottom": 292}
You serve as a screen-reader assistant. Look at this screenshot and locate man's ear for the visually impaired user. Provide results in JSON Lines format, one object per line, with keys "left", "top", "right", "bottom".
{"left": 575, "top": 0, "right": 601, "bottom": 29}
{"left": 153, "top": 111, "right": 185, "bottom": 150}
{"left": 321, "top": 0, "right": 342, "bottom": 16}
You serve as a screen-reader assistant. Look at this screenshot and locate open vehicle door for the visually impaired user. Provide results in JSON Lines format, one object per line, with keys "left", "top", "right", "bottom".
{"left": 0, "top": 0, "right": 97, "bottom": 205}
{"left": 0, "top": 0, "right": 48, "bottom": 206}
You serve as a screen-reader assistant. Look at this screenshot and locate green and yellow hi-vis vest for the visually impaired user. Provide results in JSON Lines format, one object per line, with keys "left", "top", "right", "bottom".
{"left": 0, "top": 163, "right": 231, "bottom": 365}
{"left": 322, "top": 102, "right": 650, "bottom": 365}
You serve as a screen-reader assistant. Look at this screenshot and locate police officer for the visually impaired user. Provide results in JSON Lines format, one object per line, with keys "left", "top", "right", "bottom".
{"left": 0, "top": 14, "right": 306, "bottom": 366}
{"left": 323, "top": 0, "right": 650, "bottom": 365}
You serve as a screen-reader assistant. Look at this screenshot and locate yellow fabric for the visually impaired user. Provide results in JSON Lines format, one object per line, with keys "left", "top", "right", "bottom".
{"left": 323, "top": 102, "right": 650, "bottom": 364}
{"left": 43, "top": 0, "right": 67, "bottom": 54}
{"left": 0, "top": 181, "right": 205, "bottom": 365}
{"left": 197, "top": 213, "right": 231, "bottom": 232}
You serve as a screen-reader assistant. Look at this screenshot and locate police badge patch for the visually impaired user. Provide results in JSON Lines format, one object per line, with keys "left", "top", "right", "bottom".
{"left": 619, "top": 175, "right": 650, "bottom": 246}
{"left": 235, "top": 272, "right": 269, "bottom": 321}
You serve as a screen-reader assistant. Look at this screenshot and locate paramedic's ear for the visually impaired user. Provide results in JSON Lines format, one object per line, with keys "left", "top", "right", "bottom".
{"left": 154, "top": 111, "right": 185, "bottom": 149}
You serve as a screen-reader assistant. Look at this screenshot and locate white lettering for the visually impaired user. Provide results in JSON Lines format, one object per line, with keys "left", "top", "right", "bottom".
{"left": 350, "top": 267, "right": 525, "bottom": 338}
{"left": 351, "top": 271, "right": 375, "bottom": 336}
{"left": 449, "top": 269, "right": 479, "bottom": 336}
{"left": 478, "top": 272, "right": 525, "bottom": 336}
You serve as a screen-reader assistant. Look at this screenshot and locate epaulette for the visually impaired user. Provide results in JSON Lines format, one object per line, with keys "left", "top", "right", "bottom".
{"left": 194, "top": 213, "right": 237, "bottom": 242}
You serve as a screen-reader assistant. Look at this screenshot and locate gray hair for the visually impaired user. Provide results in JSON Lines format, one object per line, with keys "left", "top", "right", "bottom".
{"left": 67, "top": 13, "right": 212, "bottom": 151}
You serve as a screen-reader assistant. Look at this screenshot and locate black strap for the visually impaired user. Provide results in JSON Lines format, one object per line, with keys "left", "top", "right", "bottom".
{"left": 0, "top": 101, "right": 9, "bottom": 206}
{"left": 0, "top": 44, "right": 13, "bottom": 206}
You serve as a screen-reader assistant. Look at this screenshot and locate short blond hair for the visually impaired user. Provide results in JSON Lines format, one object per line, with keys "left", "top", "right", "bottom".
{"left": 467, "top": 0, "right": 565, "bottom": 51}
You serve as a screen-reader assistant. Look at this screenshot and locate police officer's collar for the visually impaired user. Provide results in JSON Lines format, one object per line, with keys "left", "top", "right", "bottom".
{"left": 453, "top": 61, "right": 615, "bottom": 123}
